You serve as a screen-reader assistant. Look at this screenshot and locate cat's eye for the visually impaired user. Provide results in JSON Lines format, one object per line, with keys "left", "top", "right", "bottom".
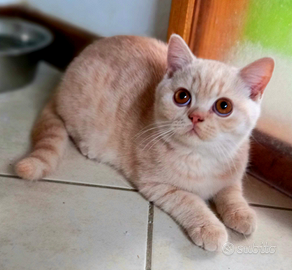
{"left": 174, "top": 88, "right": 191, "bottom": 106}
{"left": 213, "top": 98, "right": 233, "bottom": 117}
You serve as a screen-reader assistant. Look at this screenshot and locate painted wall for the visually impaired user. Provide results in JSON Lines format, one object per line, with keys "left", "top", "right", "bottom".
{"left": 26, "top": 0, "right": 172, "bottom": 41}
{"left": 0, "top": 0, "right": 20, "bottom": 4}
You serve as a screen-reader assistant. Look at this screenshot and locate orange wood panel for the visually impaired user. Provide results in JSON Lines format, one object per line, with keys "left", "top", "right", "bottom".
{"left": 189, "top": 0, "right": 249, "bottom": 60}
{"left": 167, "top": 0, "right": 196, "bottom": 43}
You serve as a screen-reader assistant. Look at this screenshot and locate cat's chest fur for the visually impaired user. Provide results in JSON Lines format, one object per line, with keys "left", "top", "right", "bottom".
{"left": 154, "top": 148, "right": 235, "bottom": 200}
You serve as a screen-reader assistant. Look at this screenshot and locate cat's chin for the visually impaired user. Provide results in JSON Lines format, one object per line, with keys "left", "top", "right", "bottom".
{"left": 171, "top": 130, "right": 205, "bottom": 149}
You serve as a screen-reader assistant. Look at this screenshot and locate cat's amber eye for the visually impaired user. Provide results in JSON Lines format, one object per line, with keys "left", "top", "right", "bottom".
{"left": 174, "top": 88, "right": 191, "bottom": 106}
{"left": 213, "top": 98, "right": 233, "bottom": 117}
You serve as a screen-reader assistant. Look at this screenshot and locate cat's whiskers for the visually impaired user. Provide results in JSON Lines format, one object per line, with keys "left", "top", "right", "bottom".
{"left": 138, "top": 121, "right": 186, "bottom": 146}
{"left": 148, "top": 123, "right": 191, "bottom": 151}
{"left": 138, "top": 125, "right": 179, "bottom": 147}
{"left": 147, "top": 130, "right": 175, "bottom": 152}
{"left": 142, "top": 122, "right": 187, "bottom": 150}
{"left": 162, "top": 130, "right": 176, "bottom": 146}
{"left": 143, "top": 129, "right": 174, "bottom": 151}
{"left": 138, "top": 128, "right": 169, "bottom": 147}
{"left": 134, "top": 122, "right": 175, "bottom": 141}
{"left": 134, "top": 120, "right": 173, "bottom": 137}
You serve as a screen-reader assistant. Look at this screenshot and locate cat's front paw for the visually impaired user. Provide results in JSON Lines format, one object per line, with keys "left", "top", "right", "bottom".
{"left": 189, "top": 222, "right": 228, "bottom": 251}
{"left": 79, "top": 141, "right": 98, "bottom": 159}
{"left": 222, "top": 206, "right": 257, "bottom": 235}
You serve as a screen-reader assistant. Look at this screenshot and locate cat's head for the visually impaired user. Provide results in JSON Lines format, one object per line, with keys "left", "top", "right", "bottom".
{"left": 155, "top": 34, "right": 274, "bottom": 151}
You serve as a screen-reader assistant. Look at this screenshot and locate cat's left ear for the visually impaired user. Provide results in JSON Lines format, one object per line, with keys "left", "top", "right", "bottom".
{"left": 240, "top": 57, "right": 274, "bottom": 101}
{"left": 167, "top": 34, "right": 194, "bottom": 76}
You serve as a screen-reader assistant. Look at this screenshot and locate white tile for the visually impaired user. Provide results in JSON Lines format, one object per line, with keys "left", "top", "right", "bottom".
{"left": 243, "top": 174, "right": 292, "bottom": 209}
{"left": 0, "top": 62, "right": 61, "bottom": 175}
{"left": 0, "top": 62, "right": 131, "bottom": 189}
{"left": 152, "top": 207, "right": 292, "bottom": 270}
{"left": 0, "top": 176, "right": 148, "bottom": 270}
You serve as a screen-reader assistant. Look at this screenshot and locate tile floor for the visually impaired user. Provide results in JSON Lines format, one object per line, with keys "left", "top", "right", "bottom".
{"left": 0, "top": 63, "right": 292, "bottom": 270}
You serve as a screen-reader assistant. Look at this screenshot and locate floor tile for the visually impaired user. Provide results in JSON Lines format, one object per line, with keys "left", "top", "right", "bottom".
{"left": 243, "top": 174, "right": 292, "bottom": 209}
{"left": 152, "top": 206, "right": 292, "bottom": 270}
{"left": 0, "top": 176, "right": 148, "bottom": 270}
{"left": 0, "top": 62, "right": 131, "bottom": 189}
{"left": 0, "top": 62, "right": 61, "bottom": 175}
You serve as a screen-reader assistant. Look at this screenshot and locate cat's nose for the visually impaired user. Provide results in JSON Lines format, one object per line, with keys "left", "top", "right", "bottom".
{"left": 189, "top": 113, "right": 204, "bottom": 124}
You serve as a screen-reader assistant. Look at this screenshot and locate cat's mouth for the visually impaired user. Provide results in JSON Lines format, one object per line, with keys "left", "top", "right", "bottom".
{"left": 188, "top": 127, "right": 202, "bottom": 139}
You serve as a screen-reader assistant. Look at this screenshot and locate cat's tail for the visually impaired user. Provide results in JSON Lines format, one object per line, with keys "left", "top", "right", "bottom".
{"left": 15, "top": 99, "right": 68, "bottom": 180}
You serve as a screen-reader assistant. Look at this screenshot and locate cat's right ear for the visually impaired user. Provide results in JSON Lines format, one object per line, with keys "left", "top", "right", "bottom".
{"left": 167, "top": 34, "right": 194, "bottom": 76}
{"left": 240, "top": 57, "right": 274, "bottom": 101}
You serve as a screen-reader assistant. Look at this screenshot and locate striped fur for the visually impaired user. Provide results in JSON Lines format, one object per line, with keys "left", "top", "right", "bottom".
{"left": 15, "top": 100, "right": 68, "bottom": 180}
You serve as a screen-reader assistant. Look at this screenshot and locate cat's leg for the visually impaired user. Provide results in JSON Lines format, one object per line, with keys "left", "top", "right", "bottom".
{"left": 139, "top": 182, "right": 228, "bottom": 251}
{"left": 78, "top": 135, "right": 99, "bottom": 160}
{"left": 213, "top": 184, "right": 257, "bottom": 235}
{"left": 65, "top": 123, "right": 100, "bottom": 160}
{"left": 69, "top": 125, "right": 105, "bottom": 160}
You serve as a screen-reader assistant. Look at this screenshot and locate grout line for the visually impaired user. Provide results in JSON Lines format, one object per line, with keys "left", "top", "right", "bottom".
{"left": 3, "top": 175, "right": 292, "bottom": 211}
{"left": 0, "top": 173, "right": 137, "bottom": 192}
{"left": 250, "top": 203, "right": 292, "bottom": 212}
{"left": 145, "top": 202, "right": 154, "bottom": 270}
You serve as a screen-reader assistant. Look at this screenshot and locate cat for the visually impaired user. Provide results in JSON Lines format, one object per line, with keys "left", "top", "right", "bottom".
{"left": 15, "top": 34, "right": 274, "bottom": 251}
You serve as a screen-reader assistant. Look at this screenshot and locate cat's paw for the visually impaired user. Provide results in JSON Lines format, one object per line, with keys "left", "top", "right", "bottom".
{"left": 189, "top": 222, "right": 228, "bottom": 251}
{"left": 79, "top": 141, "right": 98, "bottom": 159}
{"left": 222, "top": 206, "right": 257, "bottom": 235}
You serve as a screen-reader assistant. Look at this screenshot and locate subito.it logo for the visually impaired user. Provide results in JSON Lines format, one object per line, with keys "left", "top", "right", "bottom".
{"left": 222, "top": 242, "right": 235, "bottom": 255}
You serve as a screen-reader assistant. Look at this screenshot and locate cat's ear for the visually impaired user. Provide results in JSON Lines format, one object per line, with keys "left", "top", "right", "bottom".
{"left": 240, "top": 57, "right": 274, "bottom": 101}
{"left": 167, "top": 34, "right": 194, "bottom": 76}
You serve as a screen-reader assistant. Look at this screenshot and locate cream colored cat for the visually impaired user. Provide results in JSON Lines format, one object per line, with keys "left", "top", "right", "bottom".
{"left": 15, "top": 34, "right": 274, "bottom": 251}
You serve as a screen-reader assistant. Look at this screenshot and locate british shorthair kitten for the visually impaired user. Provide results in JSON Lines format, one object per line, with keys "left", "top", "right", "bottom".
{"left": 15, "top": 34, "right": 274, "bottom": 251}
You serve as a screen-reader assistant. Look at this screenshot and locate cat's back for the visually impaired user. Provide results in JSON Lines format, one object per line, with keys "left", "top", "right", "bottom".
{"left": 56, "top": 36, "right": 168, "bottom": 163}
{"left": 81, "top": 35, "right": 167, "bottom": 64}
{"left": 60, "top": 35, "right": 167, "bottom": 89}
{"left": 57, "top": 35, "right": 167, "bottom": 110}
{"left": 81, "top": 35, "right": 168, "bottom": 68}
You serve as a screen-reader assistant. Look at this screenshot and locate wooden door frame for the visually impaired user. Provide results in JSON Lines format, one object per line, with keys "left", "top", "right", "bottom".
{"left": 167, "top": 0, "right": 198, "bottom": 45}
{"left": 168, "top": 0, "right": 249, "bottom": 61}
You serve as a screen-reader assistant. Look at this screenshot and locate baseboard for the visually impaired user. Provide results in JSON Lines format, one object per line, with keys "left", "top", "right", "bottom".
{"left": 249, "top": 130, "right": 292, "bottom": 198}
{"left": 1, "top": 5, "right": 291, "bottom": 198}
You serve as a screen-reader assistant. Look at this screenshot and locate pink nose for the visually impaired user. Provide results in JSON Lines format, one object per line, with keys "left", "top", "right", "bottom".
{"left": 189, "top": 113, "right": 204, "bottom": 124}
